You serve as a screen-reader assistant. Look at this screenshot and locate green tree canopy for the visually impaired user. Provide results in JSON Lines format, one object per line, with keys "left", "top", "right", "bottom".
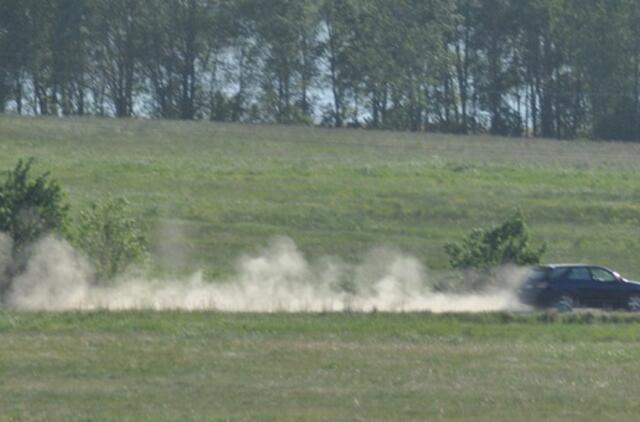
{"left": 445, "top": 211, "right": 546, "bottom": 270}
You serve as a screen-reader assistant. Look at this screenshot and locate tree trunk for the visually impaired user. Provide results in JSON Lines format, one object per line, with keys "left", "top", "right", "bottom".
{"left": 540, "top": 35, "right": 554, "bottom": 138}
{"left": 455, "top": 40, "right": 468, "bottom": 133}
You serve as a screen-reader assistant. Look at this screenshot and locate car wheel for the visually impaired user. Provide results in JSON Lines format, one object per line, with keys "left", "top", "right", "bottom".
{"left": 627, "top": 295, "right": 640, "bottom": 312}
{"left": 554, "top": 295, "right": 575, "bottom": 312}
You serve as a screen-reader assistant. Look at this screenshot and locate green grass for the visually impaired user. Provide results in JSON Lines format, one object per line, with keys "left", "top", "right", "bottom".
{"left": 2, "top": 311, "right": 640, "bottom": 421}
{"left": 3, "top": 117, "right": 640, "bottom": 419}
{"left": 2, "top": 115, "right": 640, "bottom": 278}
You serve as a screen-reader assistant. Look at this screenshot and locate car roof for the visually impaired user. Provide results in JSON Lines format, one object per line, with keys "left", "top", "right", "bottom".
{"left": 545, "top": 264, "right": 587, "bottom": 268}
{"left": 539, "top": 264, "right": 612, "bottom": 270}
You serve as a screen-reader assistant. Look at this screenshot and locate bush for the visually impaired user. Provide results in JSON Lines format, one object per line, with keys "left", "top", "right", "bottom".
{"left": 74, "top": 197, "right": 147, "bottom": 283}
{"left": 0, "top": 158, "right": 69, "bottom": 252}
{"left": 0, "top": 159, "right": 69, "bottom": 295}
{"left": 445, "top": 211, "right": 546, "bottom": 270}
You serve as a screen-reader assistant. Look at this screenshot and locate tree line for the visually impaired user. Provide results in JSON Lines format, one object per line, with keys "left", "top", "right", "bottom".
{"left": 1, "top": 0, "right": 639, "bottom": 141}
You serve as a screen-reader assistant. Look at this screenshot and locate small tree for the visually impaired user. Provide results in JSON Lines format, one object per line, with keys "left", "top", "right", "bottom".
{"left": 0, "top": 157, "right": 69, "bottom": 261}
{"left": 74, "top": 197, "right": 147, "bottom": 283}
{"left": 445, "top": 211, "right": 546, "bottom": 288}
{"left": 0, "top": 158, "right": 69, "bottom": 296}
{"left": 0, "top": 158, "right": 69, "bottom": 252}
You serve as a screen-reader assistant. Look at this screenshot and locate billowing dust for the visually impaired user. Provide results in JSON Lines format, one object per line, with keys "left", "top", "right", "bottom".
{"left": 1, "top": 234, "right": 528, "bottom": 312}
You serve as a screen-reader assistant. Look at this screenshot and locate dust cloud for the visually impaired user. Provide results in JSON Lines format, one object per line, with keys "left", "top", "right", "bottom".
{"left": 2, "top": 235, "right": 528, "bottom": 312}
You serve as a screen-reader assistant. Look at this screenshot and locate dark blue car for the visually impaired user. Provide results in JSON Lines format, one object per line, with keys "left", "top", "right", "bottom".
{"left": 519, "top": 264, "right": 640, "bottom": 311}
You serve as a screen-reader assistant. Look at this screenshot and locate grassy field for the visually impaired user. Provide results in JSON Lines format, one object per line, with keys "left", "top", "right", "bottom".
{"left": 3, "top": 117, "right": 640, "bottom": 420}
{"left": 2, "top": 311, "right": 640, "bottom": 421}
{"left": 1, "top": 115, "right": 640, "bottom": 279}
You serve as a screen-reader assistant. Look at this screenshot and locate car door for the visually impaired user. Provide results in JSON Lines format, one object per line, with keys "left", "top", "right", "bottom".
{"left": 588, "top": 267, "right": 626, "bottom": 308}
{"left": 565, "top": 267, "right": 597, "bottom": 306}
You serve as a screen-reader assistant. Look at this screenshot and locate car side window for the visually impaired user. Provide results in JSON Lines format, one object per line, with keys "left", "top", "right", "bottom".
{"left": 590, "top": 268, "right": 617, "bottom": 283}
{"left": 567, "top": 268, "right": 591, "bottom": 281}
{"left": 550, "top": 268, "right": 568, "bottom": 281}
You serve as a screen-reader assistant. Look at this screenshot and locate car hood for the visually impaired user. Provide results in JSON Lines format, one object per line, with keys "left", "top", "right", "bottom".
{"left": 623, "top": 279, "right": 640, "bottom": 287}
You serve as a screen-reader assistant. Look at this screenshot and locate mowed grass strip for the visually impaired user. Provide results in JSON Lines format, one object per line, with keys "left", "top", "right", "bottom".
{"left": 2, "top": 116, "right": 640, "bottom": 278}
{"left": 1, "top": 312, "right": 640, "bottom": 421}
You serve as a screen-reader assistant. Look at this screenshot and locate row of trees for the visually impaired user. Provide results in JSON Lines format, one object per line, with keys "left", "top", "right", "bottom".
{"left": 1, "top": 0, "right": 639, "bottom": 140}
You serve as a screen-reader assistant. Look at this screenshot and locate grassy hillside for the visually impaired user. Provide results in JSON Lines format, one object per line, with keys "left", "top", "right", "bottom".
{"left": 2, "top": 312, "right": 640, "bottom": 421}
{"left": 1, "top": 115, "right": 640, "bottom": 278}
{"left": 3, "top": 117, "right": 640, "bottom": 420}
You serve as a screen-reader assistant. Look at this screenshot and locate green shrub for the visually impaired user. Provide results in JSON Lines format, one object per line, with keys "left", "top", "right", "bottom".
{"left": 445, "top": 211, "right": 546, "bottom": 270}
{"left": 74, "top": 197, "right": 148, "bottom": 283}
{"left": 0, "top": 158, "right": 69, "bottom": 254}
{"left": 0, "top": 159, "right": 69, "bottom": 295}
{"left": 445, "top": 211, "right": 546, "bottom": 289}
